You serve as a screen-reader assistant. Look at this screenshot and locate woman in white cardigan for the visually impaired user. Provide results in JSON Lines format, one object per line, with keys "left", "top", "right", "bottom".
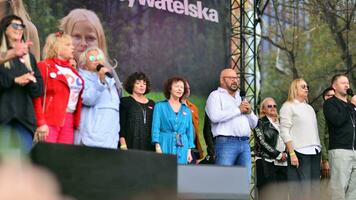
{"left": 279, "top": 78, "right": 321, "bottom": 200}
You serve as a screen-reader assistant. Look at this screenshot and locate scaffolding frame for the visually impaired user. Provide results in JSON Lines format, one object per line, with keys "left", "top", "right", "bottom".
{"left": 230, "top": 0, "right": 269, "bottom": 199}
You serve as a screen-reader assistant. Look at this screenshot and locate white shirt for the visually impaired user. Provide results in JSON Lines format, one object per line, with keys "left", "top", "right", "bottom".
{"left": 56, "top": 65, "right": 83, "bottom": 112}
{"left": 267, "top": 117, "right": 287, "bottom": 166}
{"left": 205, "top": 87, "right": 258, "bottom": 137}
{"left": 279, "top": 100, "right": 321, "bottom": 153}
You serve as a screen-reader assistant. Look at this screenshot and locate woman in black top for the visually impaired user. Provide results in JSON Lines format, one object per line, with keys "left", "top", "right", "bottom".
{"left": 254, "top": 97, "right": 287, "bottom": 200}
{"left": 0, "top": 15, "right": 43, "bottom": 152}
{"left": 119, "top": 72, "right": 155, "bottom": 151}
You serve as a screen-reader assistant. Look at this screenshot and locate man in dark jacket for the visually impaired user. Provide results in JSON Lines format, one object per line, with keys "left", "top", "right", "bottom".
{"left": 323, "top": 74, "right": 356, "bottom": 200}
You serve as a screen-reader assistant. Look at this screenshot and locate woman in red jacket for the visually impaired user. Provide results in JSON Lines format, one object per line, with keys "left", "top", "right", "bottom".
{"left": 33, "top": 32, "right": 84, "bottom": 144}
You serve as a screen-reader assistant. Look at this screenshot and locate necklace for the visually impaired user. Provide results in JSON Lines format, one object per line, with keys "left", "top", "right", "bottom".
{"left": 132, "top": 96, "right": 148, "bottom": 124}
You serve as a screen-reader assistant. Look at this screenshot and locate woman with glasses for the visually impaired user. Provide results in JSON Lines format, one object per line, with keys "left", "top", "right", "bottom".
{"left": 74, "top": 47, "right": 120, "bottom": 149}
{"left": 0, "top": 0, "right": 40, "bottom": 61}
{"left": 59, "top": 9, "right": 108, "bottom": 68}
{"left": 279, "top": 79, "right": 321, "bottom": 200}
{"left": 254, "top": 97, "right": 287, "bottom": 200}
{"left": 59, "top": 8, "right": 122, "bottom": 96}
{"left": 0, "top": 15, "right": 43, "bottom": 152}
{"left": 32, "top": 32, "right": 84, "bottom": 144}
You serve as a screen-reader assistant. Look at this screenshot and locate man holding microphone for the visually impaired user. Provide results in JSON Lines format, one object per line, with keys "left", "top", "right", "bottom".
{"left": 205, "top": 68, "right": 258, "bottom": 182}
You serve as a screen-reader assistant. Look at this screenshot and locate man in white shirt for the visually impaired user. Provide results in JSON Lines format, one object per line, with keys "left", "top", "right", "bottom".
{"left": 205, "top": 68, "right": 258, "bottom": 180}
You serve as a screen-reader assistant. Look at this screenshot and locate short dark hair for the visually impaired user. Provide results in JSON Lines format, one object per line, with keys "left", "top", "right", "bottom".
{"left": 330, "top": 73, "right": 348, "bottom": 85}
{"left": 124, "top": 72, "right": 151, "bottom": 95}
{"left": 163, "top": 76, "right": 187, "bottom": 100}
{"left": 322, "top": 87, "right": 334, "bottom": 100}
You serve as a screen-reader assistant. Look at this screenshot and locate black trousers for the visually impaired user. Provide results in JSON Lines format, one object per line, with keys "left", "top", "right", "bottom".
{"left": 287, "top": 151, "right": 321, "bottom": 200}
{"left": 256, "top": 159, "right": 288, "bottom": 200}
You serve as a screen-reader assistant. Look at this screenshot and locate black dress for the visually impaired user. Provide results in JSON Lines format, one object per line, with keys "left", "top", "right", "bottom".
{"left": 119, "top": 96, "right": 155, "bottom": 151}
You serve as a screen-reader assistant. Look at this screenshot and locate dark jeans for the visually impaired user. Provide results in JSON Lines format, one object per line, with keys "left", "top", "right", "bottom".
{"left": 256, "top": 159, "right": 288, "bottom": 200}
{"left": 288, "top": 151, "right": 321, "bottom": 200}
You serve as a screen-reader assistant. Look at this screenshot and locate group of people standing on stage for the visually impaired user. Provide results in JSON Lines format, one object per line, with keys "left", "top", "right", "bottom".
{"left": 0, "top": 9, "right": 201, "bottom": 164}
{"left": 1, "top": 2, "right": 356, "bottom": 200}
{"left": 254, "top": 75, "right": 356, "bottom": 200}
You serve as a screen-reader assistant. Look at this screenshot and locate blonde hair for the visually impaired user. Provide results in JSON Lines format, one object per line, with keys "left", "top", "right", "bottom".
{"left": 287, "top": 78, "right": 308, "bottom": 102}
{"left": 259, "top": 97, "right": 279, "bottom": 118}
{"left": 9, "top": 0, "right": 31, "bottom": 21}
{"left": 78, "top": 46, "right": 106, "bottom": 67}
{"left": 59, "top": 9, "right": 108, "bottom": 58}
{"left": 42, "top": 33, "right": 72, "bottom": 59}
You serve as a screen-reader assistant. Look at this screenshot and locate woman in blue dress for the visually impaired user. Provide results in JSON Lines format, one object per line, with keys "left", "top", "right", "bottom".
{"left": 152, "top": 77, "right": 195, "bottom": 164}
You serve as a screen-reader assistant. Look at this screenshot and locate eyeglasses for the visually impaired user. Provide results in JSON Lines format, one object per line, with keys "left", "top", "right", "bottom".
{"left": 89, "top": 54, "right": 104, "bottom": 62}
{"left": 300, "top": 85, "right": 310, "bottom": 90}
{"left": 223, "top": 76, "right": 239, "bottom": 80}
{"left": 266, "top": 105, "right": 277, "bottom": 108}
{"left": 10, "top": 23, "right": 25, "bottom": 30}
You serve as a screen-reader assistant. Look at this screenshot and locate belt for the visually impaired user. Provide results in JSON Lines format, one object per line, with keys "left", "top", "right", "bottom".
{"left": 216, "top": 135, "right": 250, "bottom": 141}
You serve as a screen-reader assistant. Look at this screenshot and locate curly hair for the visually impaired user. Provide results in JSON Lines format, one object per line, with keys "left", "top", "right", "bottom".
{"left": 124, "top": 72, "right": 151, "bottom": 95}
{"left": 163, "top": 76, "right": 187, "bottom": 100}
{"left": 42, "top": 32, "right": 72, "bottom": 59}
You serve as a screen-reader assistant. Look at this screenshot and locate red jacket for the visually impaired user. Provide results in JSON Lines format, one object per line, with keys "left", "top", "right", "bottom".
{"left": 33, "top": 58, "right": 84, "bottom": 128}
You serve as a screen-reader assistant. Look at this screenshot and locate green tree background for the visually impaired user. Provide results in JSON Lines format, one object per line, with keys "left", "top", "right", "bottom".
{"left": 259, "top": 0, "right": 356, "bottom": 112}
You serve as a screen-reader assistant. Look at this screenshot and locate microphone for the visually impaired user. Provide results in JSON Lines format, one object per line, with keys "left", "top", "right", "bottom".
{"left": 347, "top": 88, "right": 354, "bottom": 96}
{"left": 96, "top": 64, "right": 113, "bottom": 78}
{"left": 240, "top": 90, "right": 246, "bottom": 101}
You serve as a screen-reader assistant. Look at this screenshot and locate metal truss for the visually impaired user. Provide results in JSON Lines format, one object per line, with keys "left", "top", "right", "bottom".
{"left": 230, "top": 0, "right": 269, "bottom": 199}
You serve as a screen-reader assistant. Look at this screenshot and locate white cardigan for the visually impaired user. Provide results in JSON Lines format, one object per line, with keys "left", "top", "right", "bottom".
{"left": 279, "top": 100, "right": 321, "bottom": 150}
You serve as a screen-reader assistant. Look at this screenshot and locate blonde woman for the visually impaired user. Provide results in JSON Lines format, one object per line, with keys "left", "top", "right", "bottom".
{"left": 59, "top": 9, "right": 108, "bottom": 63}
{"left": 279, "top": 79, "right": 321, "bottom": 200}
{"left": 32, "top": 32, "right": 84, "bottom": 144}
{"left": 0, "top": 15, "right": 43, "bottom": 152}
{"left": 254, "top": 97, "right": 287, "bottom": 200}
{"left": 0, "top": 0, "right": 40, "bottom": 60}
{"left": 75, "top": 47, "right": 120, "bottom": 149}
{"left": 59, "top": 8, "right": 122, "bottom": 94}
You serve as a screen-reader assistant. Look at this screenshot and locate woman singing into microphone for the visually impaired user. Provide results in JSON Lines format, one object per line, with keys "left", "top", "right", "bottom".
{"left": 74, "top": 47, "right": 120, "bottom": 149}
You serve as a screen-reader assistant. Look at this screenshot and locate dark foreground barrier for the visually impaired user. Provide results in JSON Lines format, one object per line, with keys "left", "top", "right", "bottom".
{"left": 30, "top": 143, "right": 177, "bottom": 200}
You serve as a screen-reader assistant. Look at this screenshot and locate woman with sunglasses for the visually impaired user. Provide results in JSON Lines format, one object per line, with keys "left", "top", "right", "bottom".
{"left": 74, "top": 47, "right": 120, "bottom": 149}
{"left": 0, "top": 0, "right": 40, "bottom": 60}
{"left": 254, "top": 97, "right": 287, "bottom": 200}
{"left": 0, "top": 15, "right": 43, "bottom": 152}
{"left": 32, "top": 32, "right": 84, "bottom": 144}
{"left": 279, "top": 79, "right": 321, "bottom": 200}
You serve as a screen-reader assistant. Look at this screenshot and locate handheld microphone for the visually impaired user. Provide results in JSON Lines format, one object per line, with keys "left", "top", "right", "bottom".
{"left": 240, "top": 90, "right": 246, "bottom": 101}
{"left": 96, "top": 64, "right": 113, "bottom": 78}
{"left": 347, "top": 88, "right": 354, "bottom": 97}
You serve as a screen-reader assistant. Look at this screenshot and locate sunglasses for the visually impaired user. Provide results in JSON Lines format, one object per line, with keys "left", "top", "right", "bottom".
{"left": 10, "top": 23, "right": 25, "bottom": 30}
{"left": 89, "top": 54, "right": 104, "bottom": 62}
{"left": 300, "top": 85, "right": 310, "bottom": 90}
{"left": 266, "top": 105, "right": 277, "bottom": 108}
